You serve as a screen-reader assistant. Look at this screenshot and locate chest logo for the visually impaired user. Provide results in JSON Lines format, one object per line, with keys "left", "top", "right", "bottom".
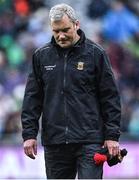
{"left": 77, "top": 62, "right": 84, "bottom": 70}
{"left": 44, "top": 65, "right": 56, "bottom": 71}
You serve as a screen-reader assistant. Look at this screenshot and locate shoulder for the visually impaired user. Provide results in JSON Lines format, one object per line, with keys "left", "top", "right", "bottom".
{"left": 85, "top": 39, "right": 105, "bottom": 54}
{"left": 34, "top": 42, "right": 52, "bottom": 56}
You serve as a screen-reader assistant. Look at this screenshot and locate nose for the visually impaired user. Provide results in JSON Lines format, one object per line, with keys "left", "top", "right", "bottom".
{"left": 59, "top": 32, "right": 65, "bottom": 39}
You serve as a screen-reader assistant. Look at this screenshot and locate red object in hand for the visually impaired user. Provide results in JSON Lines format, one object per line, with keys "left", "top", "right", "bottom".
{"left": 94, "top": 153, "right": 107, "bottom": 165}
{"left": 93, "top": 148, "right": 128, "bottom": 166}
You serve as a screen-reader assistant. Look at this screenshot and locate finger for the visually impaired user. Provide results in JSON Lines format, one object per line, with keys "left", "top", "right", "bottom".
{"left": 112, "top": 145, "right": 120, "bottom": 156}
{"left": 24, "top": 146, "right": 29, "bottom": 156}
{"left": 28, "top": 153, "right": 36, "bottom": 159}
{"left": 27, "top": 150, "right": 36, "bottom": 159}
{"left": 28, "top": 147, "right": 36, "bottom": 159}
{"left": 24, "top": 147, "right": 35, "bottom": 159}
{"left": 112, "top": 147, "right": 118, "bottom": 156}
{"left": 108, "top": 146, "right": 113, "bottom": 156}
{"left": 33, "top": 143, "right": 37, "bottom": 155}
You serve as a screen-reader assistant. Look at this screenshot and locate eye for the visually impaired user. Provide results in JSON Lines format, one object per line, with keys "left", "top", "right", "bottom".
{"left": 62, "top": 28, "right": 70, "bottom": 33}
{"left": 53, "top": 30, "right": 59, "bottom": 33}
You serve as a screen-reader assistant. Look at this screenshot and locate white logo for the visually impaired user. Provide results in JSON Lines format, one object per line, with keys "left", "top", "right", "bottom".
{"left": 44, "top": 65, "right": 56, "bottom": 71}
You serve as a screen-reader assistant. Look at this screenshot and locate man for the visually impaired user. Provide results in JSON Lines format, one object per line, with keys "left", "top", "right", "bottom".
{"left": 21, "top": 3, "right": 121, "bottom": 179}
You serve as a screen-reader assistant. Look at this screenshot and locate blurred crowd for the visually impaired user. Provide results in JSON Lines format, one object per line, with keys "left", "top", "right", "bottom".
{"left": 0, "top": 0, "right": 139, "bottom": 145}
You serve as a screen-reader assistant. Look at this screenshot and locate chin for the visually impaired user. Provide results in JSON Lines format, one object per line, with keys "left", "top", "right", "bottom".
{"left": 60, "top": 44, "right": 71, "bottom": 48}
{"left": 58, "top": 42, "right": 71, "bottom": 48}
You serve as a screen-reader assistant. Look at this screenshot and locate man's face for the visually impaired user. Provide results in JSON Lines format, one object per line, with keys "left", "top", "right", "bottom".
{"left": 51, "top": 14, "right": 79, "bottom": 48}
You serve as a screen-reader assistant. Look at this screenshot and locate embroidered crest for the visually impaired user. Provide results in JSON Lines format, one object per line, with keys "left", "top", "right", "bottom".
{"left": 77, "top": 62, "right": 84, "bottom": 70}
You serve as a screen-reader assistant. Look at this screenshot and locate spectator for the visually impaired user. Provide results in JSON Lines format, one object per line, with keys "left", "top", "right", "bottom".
{"left": 102, "top": 0, "right": 139, "bottom": 43}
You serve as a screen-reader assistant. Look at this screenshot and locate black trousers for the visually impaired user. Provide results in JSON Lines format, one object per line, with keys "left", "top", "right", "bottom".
{"left": 44, "top": 143, "right": 103, "bottom": 179}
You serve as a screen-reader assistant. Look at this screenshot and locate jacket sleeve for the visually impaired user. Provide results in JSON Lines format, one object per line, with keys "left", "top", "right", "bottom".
{"left": 21, "top": 51, "right": 44, "bottom": 141}
{"left": 95, "top": 48, "right": 121, "bottom": 141}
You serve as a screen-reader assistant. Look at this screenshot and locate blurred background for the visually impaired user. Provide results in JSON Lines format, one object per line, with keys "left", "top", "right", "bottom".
{"left": 0, "top": 0, "right": 139, "bottom": 179}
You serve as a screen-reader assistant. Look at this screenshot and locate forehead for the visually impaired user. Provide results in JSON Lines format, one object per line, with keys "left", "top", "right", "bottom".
{"left": 51, "top": 14, "right": 74, "bottom": 30}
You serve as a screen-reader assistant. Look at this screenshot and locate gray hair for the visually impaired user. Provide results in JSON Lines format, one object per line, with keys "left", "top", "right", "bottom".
{"left": 49, "top": 3, "right": 78, "bottom": 23}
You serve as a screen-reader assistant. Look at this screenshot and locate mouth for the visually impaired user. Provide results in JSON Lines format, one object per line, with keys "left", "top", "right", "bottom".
{"left": 59, "top": 40, "right": 68, "bottom": 44}
{"left": 58, "top": 37, "right": 69, "bottom": 42}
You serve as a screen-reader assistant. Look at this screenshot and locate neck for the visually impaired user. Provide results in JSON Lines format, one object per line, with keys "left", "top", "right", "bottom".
{"left": 73, "top": 34, "right": 80, "bottom": 46}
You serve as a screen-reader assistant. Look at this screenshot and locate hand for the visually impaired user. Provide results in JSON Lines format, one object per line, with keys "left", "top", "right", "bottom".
{"left": 23, "top": 139, "right": 37, "bottom": 159}
{"left": 104, "top": 140, "right": 120, "bottom": 157}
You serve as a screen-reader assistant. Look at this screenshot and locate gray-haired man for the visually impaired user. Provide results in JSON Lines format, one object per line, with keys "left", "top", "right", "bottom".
{"left": 21, "top": 3, "right": 121, "bottom": 179}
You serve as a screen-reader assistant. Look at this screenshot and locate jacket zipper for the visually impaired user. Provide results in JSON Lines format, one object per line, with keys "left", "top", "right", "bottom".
{"left": 63, "top": 53, "right": 69, "bottom": 144}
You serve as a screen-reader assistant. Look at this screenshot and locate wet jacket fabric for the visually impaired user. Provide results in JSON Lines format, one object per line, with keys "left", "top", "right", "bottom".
{"left": 21, "top": 29, "right": 121, "bottom": 146}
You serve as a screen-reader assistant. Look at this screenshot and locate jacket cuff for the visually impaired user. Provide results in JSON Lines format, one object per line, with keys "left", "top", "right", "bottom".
{"left": 104, "top": 136, "right": 119, "bottom": 142}
{"left": 23, "top": 135, "right": 37, "bottom": 142}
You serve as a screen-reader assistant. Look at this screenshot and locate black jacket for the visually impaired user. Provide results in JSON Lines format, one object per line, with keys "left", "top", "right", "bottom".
{"left": 21, "top": 29, "right": 121, "bottom": 146}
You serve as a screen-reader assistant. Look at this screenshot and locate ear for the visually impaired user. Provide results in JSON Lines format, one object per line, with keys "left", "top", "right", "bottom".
{"left": 75, "top": 21, "right": 80, "bottom": 30}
